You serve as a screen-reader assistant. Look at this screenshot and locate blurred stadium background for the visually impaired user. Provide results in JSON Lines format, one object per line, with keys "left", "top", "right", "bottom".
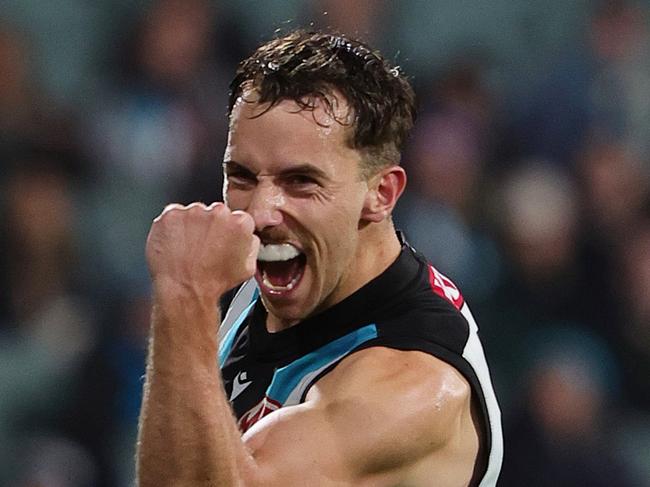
{"left": 0, "top": 0, "right": 649, "bottom": 485}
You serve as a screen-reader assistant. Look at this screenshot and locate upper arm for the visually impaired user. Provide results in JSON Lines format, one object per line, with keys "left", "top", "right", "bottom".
{"left": 239, "top": 347, "right": 473, "bottom": 486}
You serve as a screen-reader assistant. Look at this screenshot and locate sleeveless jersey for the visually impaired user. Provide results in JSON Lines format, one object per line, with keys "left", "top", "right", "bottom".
{"left": 219, "top": 239, "right": 503, "bottom": 486}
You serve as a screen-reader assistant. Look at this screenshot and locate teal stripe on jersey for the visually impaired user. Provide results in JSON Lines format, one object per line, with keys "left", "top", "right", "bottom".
{"left": 218, "top": 296, "right": 257, "bottom": 367}
{"left": 266, "top": 324, "right": 378, "bottom": 404}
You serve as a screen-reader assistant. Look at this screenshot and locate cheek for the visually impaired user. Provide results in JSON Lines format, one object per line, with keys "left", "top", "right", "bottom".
{"left": 224, "top": 187, "right": 248, "bottom": 210}
{"left": 299, "top": 199, "right": 361, "bottom": 236}
{"left": 270, "top": 185, "right": 366, "bottom": 244}
{"left": 321, "top": 206, "right": 363, "bottom": 255}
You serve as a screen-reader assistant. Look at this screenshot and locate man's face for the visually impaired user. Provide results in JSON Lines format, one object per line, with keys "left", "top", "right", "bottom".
{"left": 224, "top": 93, "right": 370, "bottom": 328}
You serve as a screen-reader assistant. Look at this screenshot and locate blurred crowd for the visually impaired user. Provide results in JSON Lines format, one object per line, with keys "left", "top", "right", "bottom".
{"left": 0, "top": 0, "right": 649, "bottom": 485}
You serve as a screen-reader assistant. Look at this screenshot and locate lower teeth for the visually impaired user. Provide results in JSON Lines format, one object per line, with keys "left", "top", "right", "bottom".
{"left": 262, "top": 272, "right": 300, "bottom": 292}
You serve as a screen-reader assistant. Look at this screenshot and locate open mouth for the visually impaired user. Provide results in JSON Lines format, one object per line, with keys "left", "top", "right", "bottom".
{"left": 256, "top": 243, "right": 307, "bottom": 295}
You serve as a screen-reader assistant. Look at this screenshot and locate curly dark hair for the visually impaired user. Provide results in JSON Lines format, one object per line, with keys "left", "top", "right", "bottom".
{"left": 228, "top": 30, "right": 416, "bottom": 177}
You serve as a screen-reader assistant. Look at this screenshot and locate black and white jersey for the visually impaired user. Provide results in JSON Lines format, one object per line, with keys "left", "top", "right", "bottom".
{"left": 219, "top": 238, "right": 503, "bottom": 486}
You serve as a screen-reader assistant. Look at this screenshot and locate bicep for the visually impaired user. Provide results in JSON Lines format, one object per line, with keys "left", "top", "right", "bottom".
{"left": 240, "top": 401, "right": 365, "bottom": 486}
{"left": 239, "top": 349, "right": 469, "bottom": 487}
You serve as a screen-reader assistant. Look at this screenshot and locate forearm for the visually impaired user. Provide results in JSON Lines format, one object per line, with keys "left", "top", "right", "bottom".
{"left": 136, "top": 285, "right": 251, "bottom": 486}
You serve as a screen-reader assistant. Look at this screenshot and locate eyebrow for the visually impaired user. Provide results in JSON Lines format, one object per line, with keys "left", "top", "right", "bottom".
{"left": 223, "top": 160, "right": 330, "bottom": 180}
{"left": 223, "top": 160, "right": 254, "bottom": 175}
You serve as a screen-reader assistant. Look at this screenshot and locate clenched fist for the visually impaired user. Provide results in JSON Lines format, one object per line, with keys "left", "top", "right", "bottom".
{"left": 146, "top": 202, "right": 260, "bottom": 300}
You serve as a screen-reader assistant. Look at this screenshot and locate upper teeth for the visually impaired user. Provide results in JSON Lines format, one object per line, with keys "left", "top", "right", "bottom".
{"left": 258, "top": 243, "right": 301, "bottom": 262}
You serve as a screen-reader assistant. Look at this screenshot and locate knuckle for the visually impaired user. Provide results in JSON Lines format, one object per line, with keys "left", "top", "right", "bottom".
{"left": 230, "top": 210, "right": 254, "bottom": 232}
{"left": 155, "top": 203, "right": 183, "bottom": 222}
{"left": 164, "top": 203, "right": 183, "bottom": 212}
{"left": 207, "top": 202, "right": 225, "bottom": 211}
{"left": 207, "top": 202, "right": 227, "bottom": 219}
{"left": 186, "top": 202, "right": 207, "bottom": 212}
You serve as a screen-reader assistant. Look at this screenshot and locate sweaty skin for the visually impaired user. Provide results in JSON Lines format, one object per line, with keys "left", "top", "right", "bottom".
{"left": 137, "top": 95, "right": 484, "bottom": 486}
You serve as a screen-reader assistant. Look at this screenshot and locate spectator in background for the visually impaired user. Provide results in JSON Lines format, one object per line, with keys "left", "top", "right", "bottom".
{"left": 508, "top": 0, "right": 650, "bottom": 167}
{"left": 0, "top": 23, "right": 77, "bottom": 166}
{"left": 617, "top": 221, "right": 650, "bottom": 412}
{"left": 0, "top": 155, "right": 98, "bottom": 485}
{"left": 85, "top": 0, "right": 231, "bottom": 197}
{"left": 589, "top": 0, "right": 650, "bottom": 159}
{"left": 500, "top": 325, "right": 637, "bottom": 486}
{"left": 301, "top": 0, "right": 388, "bottom": 46}
{"left": 64, "top": 290, "right": 152, "bottom": 487}
{"left": 612, "top": 223, "right": 650, "bottom": 482}
{"left": 395, "top": 60, "right": 500, "bottom": 302}
{"left": 497, "top": 162, "right": 579, "bottom": 300}
{"left": 479, "top": 162, "right": 619, "bottom": 409}
{"left": 578, "top": 136, "right": 650, "bottom": 243}
{"left": 12, "top": 436, "right": 97, "bottom": 487}
{"left": 573, "top": 135, "right": 650, "bottom": 352}
{"left": 79, "top": 0, "right": 236, "bottom": 293}
{"left": 410, "top": 59, "right": 494, "bottom": 216}
{"left": 0, "top": 24, "right": 35, "bottom": 152}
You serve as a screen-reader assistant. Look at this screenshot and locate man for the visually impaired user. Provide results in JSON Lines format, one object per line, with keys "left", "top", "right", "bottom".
{"left": 137, "top": 30, "right": 502, "bottom": 486}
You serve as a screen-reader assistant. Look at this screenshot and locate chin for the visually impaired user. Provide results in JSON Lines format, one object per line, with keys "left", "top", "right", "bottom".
{"left": 259, "top": 292, "right": 312, "bottom": 323}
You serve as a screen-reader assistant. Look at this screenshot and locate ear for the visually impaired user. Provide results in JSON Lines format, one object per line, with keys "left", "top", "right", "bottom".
{"left": 361, "top": 166, "right": 407, "bottom": 223}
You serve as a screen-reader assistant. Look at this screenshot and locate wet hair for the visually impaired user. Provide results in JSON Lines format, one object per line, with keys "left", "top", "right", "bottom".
{"left": 228, "top": 30, "right": 416, "bottom": 178}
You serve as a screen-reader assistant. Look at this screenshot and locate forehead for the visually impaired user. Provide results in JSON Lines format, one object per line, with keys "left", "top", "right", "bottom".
{"left": 226, "top": 90, "right": 361, "bottom": 172}
{"left": 230, "top": 87, "right": 352, "bottom": 130}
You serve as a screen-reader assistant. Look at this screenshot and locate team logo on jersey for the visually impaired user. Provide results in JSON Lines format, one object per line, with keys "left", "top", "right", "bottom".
{"left": 230, "top": 370, "right": 253, "bottom": 401}
{"left": 238, "top": 395, "right": 282, "bottom": 433}
{"left": 428, "top": 264, "right": 464, "bottom": 310}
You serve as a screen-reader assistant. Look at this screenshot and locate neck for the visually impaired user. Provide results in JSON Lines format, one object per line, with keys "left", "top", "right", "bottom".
{"left": 327, "top": 221, "right": 402, "bottom": 316}
{"left": 354, "top": 221, "right": 402, "bottom": 282}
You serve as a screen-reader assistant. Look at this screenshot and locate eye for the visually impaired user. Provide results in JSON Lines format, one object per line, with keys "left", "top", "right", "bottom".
{"left": 285, "top": 174, "right": 318, "bottom": 186}
{"left": 226, "top": 170, "right": 257, "bottom": 188}
{"left": 282, "top": 174, "right": 322, "bottom": 194}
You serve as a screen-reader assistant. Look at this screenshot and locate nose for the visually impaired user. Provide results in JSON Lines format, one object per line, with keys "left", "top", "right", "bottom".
{"left": 247, "top": 180, "right": 284, "bottom": 232}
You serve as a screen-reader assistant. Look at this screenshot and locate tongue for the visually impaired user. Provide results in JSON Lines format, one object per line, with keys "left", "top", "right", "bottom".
{"left": 262, "top": 256, "right": 303, "bottom": 287}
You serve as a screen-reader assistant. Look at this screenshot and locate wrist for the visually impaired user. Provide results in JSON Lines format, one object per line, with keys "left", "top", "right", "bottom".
{"left": 150, "top": 277, "right": 222, "bottom": 341}
{"left": 151, "top": 275, "right": 227, "bottom": 305}
{"left": 148, "top": 281, "right": 221, "bottom": 367}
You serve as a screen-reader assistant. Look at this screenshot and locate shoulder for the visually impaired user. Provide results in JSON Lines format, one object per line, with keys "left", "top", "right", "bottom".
{"left": 315, "top": 346, "right": 470, "bottom": 403}
{"left": 308, "top": 346, "right": 472, "bottom": 452}
{"left": 318, "top": 346, "right": 467, "bottom": 388}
